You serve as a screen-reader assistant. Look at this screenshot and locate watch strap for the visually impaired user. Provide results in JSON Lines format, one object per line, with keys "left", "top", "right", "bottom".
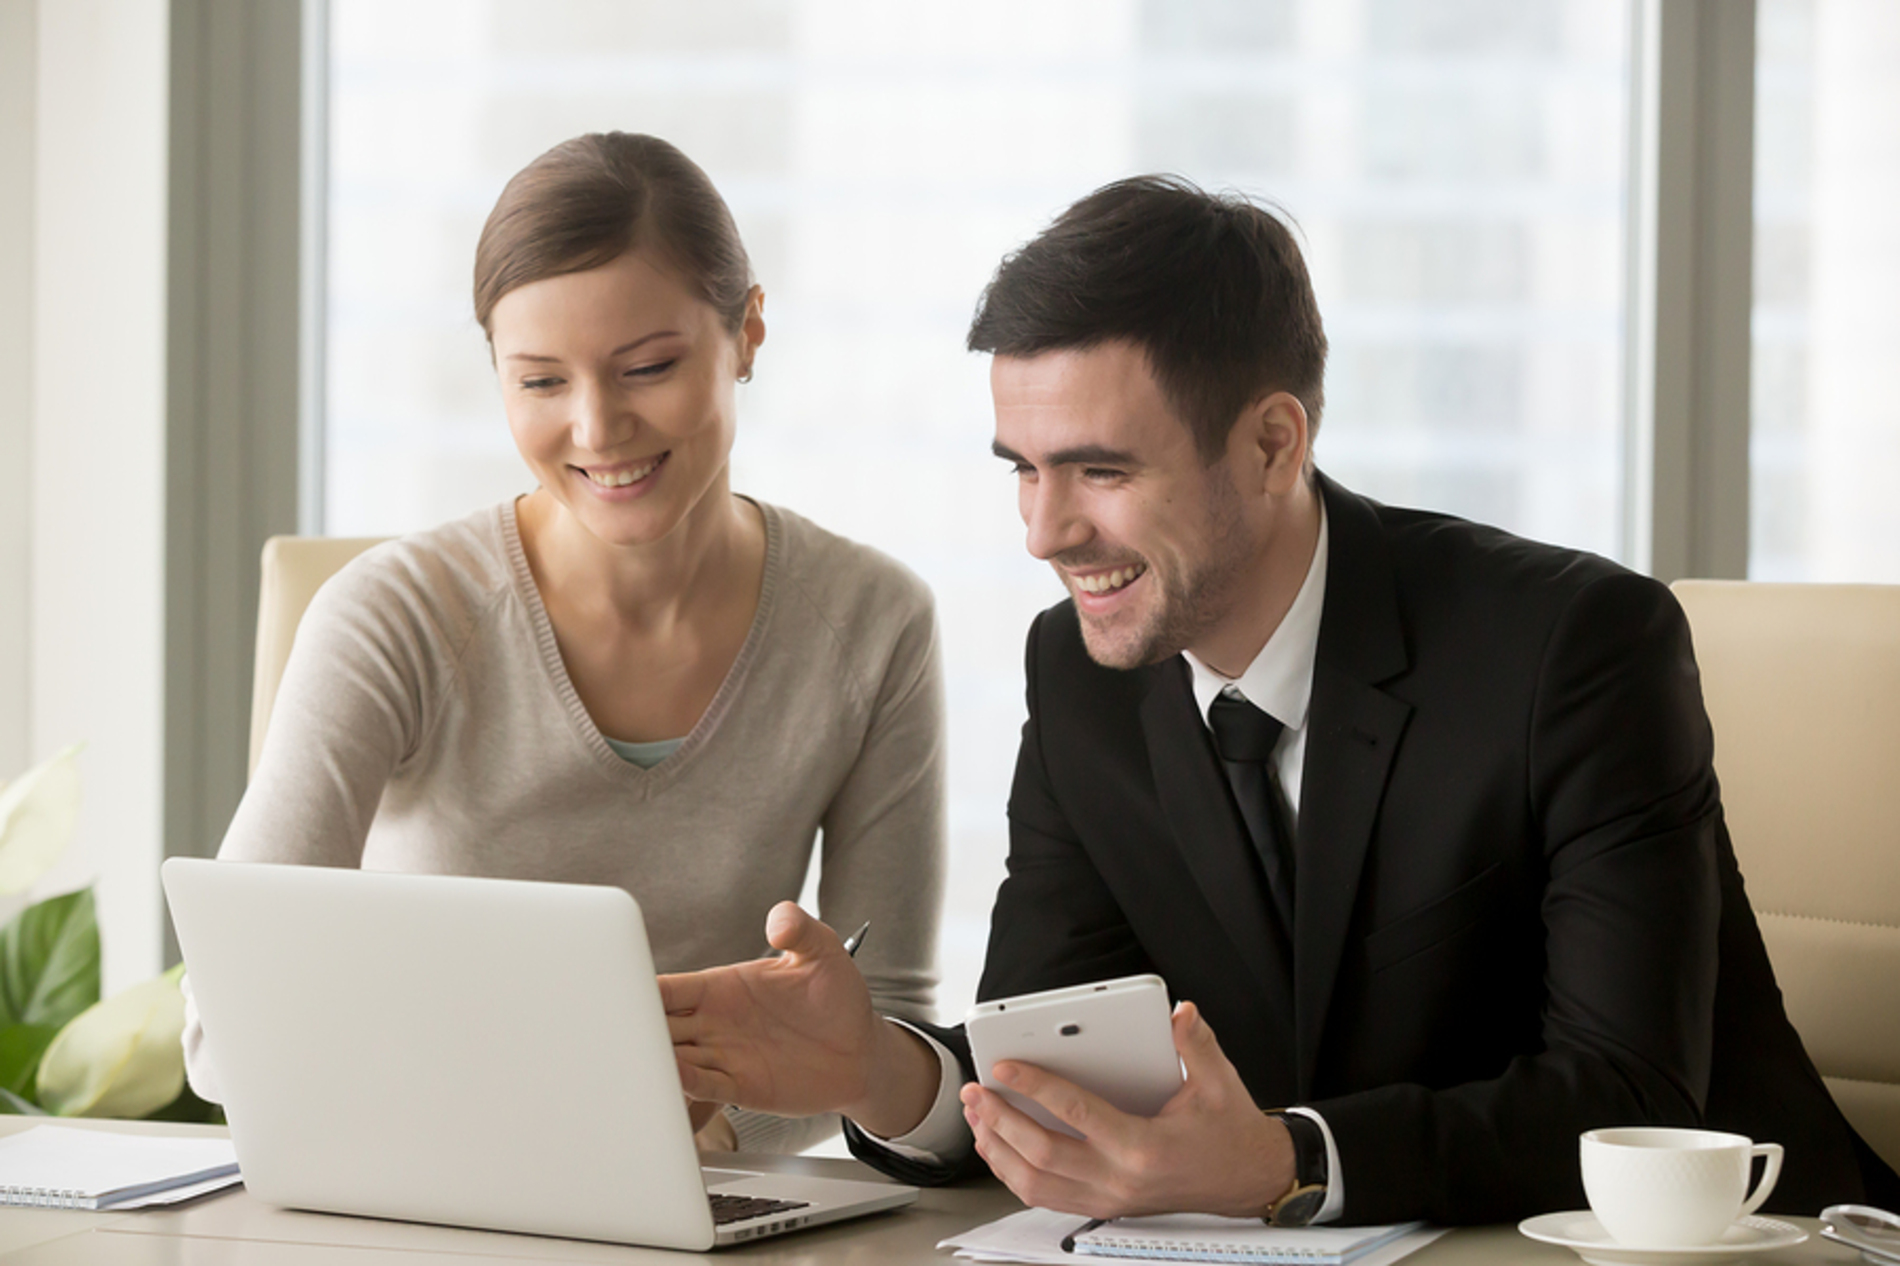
{"left": 1265, "top": 1110, "right": 1329, "bottom": 1227}
{"left": 1278, "top": 1112, "right": 1328, "bottom": 1188}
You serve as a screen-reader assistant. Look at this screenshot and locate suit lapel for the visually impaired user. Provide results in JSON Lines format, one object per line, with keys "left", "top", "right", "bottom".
{"left": 1140, "top": 658, "right": 1296, "bottom": 1021}
{"left": 1293, "top": 476, "right": 1413, "bottom": 1096}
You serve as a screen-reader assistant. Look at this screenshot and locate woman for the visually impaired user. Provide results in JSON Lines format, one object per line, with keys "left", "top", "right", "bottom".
{"left": 183, "top": 133, "right": 945, "bottom": 1154}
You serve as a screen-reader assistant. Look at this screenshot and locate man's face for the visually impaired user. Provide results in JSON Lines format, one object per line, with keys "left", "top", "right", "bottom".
{"left": 991, "top": 342, "right": 1262, "bottom": 670}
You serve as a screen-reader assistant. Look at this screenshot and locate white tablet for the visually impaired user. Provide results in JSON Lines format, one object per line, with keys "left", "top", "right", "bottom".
{"left": 966, "top": 974, "right": 1184, "bottom": 1139}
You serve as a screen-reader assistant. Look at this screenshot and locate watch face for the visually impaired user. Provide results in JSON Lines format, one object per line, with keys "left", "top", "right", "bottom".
{"left": 1271, "top": 1186, "right": 1327, "bottom": 1228}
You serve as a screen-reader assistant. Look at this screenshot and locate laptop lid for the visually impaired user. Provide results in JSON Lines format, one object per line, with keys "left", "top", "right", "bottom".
{"left": 166, "top": 858, "right": 734, "bottom": 1250}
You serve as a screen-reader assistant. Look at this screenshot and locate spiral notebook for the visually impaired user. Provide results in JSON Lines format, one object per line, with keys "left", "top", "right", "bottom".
{"left": 1065, "top": 1215, "right": 1424, "bottom": 1264}
{"left": 0, "top": 1125, "right": 241, "bottom": 1210}
{"left": 941, "top": 1208, "right": 1440, "bottom": 1266}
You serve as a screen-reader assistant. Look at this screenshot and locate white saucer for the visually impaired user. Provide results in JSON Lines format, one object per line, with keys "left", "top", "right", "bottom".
{"left": 1518, "top": 1211, "right": 1807, "bottom": 1266}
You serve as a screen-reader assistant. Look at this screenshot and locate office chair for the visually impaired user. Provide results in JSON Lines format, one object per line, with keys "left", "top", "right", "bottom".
{"left": 249, "top": 536, "right": 389, "bottom": 776}
{"left": 1673, "top": 580, "right": 1900, "bottom": 1172}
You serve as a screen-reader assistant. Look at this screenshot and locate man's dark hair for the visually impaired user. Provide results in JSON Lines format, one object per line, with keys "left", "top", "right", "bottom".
{"left": 967, "top": 176, "right": 1328, "bottom": 463}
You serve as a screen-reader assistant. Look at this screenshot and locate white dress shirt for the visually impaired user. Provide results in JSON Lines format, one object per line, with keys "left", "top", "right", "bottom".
{"left": 868, "top": 505, "right": 1344, "bottom": 1221}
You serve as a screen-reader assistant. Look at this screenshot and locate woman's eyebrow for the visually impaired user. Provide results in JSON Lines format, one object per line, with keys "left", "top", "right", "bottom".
{"left": 504, "top": 331, "right": 685, "bottom": 363}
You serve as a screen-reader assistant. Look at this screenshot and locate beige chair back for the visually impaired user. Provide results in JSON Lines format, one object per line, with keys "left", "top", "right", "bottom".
{"left": 1672, "top": 580, "right": 1900, "bottom": 1171}
{"left": 249, "top": 536, "right": 389, "bottom": 776}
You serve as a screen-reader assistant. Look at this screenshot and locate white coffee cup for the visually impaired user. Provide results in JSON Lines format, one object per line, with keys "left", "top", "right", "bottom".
{"left": 1580, "top": 1128, "right": 1782, "bottom": 1247}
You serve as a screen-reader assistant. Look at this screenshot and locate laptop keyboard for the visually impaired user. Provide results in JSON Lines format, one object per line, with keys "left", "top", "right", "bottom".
{"left": 709, "top": 1193, "right": 812, "bottom": 1226}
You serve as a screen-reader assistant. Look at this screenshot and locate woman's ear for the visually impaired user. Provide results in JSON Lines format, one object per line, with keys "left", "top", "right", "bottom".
{"left": 737, "top": 285, "right": 767, "bottom": 379}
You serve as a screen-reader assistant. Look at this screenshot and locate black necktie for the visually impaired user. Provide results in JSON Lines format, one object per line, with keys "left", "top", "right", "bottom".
{"left": 1208, "top": 692, "right": 1297, "bottom": 933}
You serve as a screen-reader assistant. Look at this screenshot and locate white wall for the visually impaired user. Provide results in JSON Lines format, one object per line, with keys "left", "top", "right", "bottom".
{"left": 0, "top": 0, "right": 33, "bottom": 785}
{"left": 26, "top": 0, "right": 171, "bottom": 993}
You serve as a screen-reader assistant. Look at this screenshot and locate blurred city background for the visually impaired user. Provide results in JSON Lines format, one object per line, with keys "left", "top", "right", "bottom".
{"left": 320, "top": 0, "right": 1898, "bottom": 1023}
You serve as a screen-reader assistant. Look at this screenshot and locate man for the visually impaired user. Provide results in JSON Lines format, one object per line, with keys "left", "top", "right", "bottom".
{"left": 660, "top": 177, "right": 1897, "bottom": 1224}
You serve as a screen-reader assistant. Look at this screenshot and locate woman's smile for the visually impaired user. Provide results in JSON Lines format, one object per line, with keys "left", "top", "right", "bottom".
{"left": 575, "top": 452, "right": 669, "bottom": 498}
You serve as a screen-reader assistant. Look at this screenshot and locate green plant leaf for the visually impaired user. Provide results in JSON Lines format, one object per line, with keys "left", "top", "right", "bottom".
{"left": 0, "top": 888, "right": 102, "bottom": 1030}
{"left": 141, "top": 1077, "right": 225, "bottom": 1125}
{"left": 0, "top": 1022, "right": 58, "bottom": 1098}
{"left": 0, "top": 743, "right": 85, "bottom": 895}
{"left": 38, "top": 963, "right": 188, "bottom": 1119}
{"left": 0, "top": 1085, "right": 47, "bottom": 1115}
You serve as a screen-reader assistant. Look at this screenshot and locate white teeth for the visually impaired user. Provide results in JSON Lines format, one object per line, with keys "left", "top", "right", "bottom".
{"left": 586, "top": 458, "right": 659, "bottom": 488}
{"left": 1074, "top": 564, "right": 1146, "bottom": 595}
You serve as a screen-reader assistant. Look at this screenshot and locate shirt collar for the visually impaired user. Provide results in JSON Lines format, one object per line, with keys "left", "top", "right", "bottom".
{"left": 1183, "top": 499, "right": 1329, "bottom": 733}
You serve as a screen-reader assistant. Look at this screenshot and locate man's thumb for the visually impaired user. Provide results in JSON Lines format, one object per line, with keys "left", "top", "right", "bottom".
{"left": 764, "top": 900, "right": 836, "bottom": 959}
{"left": 1173, "top": 1000, "right": 1225, "bottom": 1073}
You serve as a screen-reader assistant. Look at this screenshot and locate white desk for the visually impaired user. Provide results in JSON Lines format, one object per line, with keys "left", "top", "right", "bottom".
{"left": 0, "top": 1118, "right": 1858, "bottom": 1264}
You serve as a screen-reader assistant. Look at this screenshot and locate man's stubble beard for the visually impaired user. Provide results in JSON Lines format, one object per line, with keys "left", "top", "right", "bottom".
{"left": 1075, "top": 468, "right": 1255, "bottom": 671}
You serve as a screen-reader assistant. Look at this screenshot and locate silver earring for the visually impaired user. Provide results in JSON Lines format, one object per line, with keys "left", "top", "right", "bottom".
{"left": 738, "top": 368, "right": 754, "bottom": 384}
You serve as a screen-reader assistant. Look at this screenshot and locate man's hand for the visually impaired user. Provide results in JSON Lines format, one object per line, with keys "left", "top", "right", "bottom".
{"left": 659, "top": 901, "right": 941, "bottom": 1138}
{"left": 687, "top": 1099, "right": 738, "bottom": 1152}
{"left": 692, "top": 1105, "right": 739, "bottom": 1153}
{"left": 962, "top": 1001, "right": 1297, "bottom": 1219}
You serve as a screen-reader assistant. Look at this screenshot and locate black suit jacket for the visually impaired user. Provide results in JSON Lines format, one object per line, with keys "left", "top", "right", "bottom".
{"left": 850, "top": 475, "right": 1894, "bottom": 1222}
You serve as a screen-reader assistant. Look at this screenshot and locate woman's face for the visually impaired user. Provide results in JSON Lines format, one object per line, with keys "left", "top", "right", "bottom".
{"left": 489, "top": 247, "right": 764, "bottom": 549}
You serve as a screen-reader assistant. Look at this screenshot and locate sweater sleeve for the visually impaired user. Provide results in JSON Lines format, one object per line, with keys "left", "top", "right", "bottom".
{"left": 812, "top": 577, "right": 947, "bottom": 1029}
{"left": 182, "top": 545, "right": 467, "bottom": 1100}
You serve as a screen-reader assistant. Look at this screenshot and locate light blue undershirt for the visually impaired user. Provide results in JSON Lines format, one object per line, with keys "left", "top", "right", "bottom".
{"left": 602, "top": 735, "right": 686, "bottom": 769}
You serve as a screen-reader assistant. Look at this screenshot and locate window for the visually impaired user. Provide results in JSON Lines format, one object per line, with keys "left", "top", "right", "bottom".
{"left": 325, "top": 0, "right": 1635, "bottom": 1020}
{"left": 1750, "top": 0, "right": 1900, "bottom": 581}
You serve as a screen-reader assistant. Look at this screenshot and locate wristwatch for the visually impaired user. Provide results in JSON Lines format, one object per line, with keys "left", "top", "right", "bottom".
{"left": 1264, "top": 1111, "right": 1328, "bottom": 1227}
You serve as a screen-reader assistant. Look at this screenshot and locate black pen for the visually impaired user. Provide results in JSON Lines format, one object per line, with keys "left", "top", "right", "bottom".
{"left": 1060, "top": 1218, "right": 1107, "bottom": 1252}
{"left": 841, "top": 921, "right": 871, "bottom": 958}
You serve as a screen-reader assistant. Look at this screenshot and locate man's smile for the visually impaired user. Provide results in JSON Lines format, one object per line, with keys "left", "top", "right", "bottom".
{"left": 1069, "top": 563, "right": 1148, "bottom": 596}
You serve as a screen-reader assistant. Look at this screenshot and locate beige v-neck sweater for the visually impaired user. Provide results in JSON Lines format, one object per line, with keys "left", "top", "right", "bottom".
{"left": 185, "top": 499, "right": 945, "bottom": 1152}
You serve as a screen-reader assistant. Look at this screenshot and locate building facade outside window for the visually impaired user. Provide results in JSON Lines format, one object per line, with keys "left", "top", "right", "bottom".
{"left": 1750, "top": 0, "right": 1900, "bottom": 582}
{"left": 325, "top": 0, "right": 1634, "bottom": 1024}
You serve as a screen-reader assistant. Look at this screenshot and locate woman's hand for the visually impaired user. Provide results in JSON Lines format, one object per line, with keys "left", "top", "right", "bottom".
{"left": 659, "top": 901, "right": 940, "bottom": 1138}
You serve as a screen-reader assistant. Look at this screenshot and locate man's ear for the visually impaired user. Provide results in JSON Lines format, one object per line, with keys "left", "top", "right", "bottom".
{"left": 1232, "top": 392, "right": 1309, "bottom": 495}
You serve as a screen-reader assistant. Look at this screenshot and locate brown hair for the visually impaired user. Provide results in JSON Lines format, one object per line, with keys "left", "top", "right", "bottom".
{"left": 968, "top": 176, "right": 1328, "bottom": 462}
{"left": 473, "top": 132, "right": 753, "bottom": 337}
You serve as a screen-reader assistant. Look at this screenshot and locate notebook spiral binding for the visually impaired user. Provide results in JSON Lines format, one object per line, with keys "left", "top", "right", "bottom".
{"left": 1, "top": 1185, "right": 93, "bottom": 1209}
{"left": 1082, "top": 1242, "right": 1336, "bottom": 1261}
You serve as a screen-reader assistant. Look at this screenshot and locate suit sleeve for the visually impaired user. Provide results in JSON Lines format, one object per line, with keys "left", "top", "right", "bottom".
{"left": 1313, "top": 572, "right": 1724, "bottom": 1224}
{"left": 842, "top": 1018, "right": 983, "bottom": 1185}
{"left": 981, "top": 610, "right": 1159, "bottom": 1001}
{"left": 846, "top": 608, "right": 1154, "bottom": 1184}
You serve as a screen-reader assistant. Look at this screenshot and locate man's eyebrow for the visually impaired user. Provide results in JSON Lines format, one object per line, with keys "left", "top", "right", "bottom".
{"left": 991, "top": 440, "right": 1142, "bottom": 468}
{"left": 503, "top": 331, "right": 682, "bottom": 364}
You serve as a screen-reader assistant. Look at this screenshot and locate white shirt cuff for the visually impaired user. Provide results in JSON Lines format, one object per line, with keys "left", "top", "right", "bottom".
{"left": 851, "top": 1019, "right": 973, "bottom": 1163}
{"left": 845, "top": 1021, "right": 1342, "bottom": 1208}
{"left": 1285, "top": 1106, "right": 1345, "bottom": 1223}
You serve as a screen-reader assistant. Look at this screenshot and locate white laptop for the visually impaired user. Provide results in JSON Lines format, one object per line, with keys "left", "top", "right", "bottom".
{"left": 162, "top": 858, "right": 917, "bottom": 1251}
